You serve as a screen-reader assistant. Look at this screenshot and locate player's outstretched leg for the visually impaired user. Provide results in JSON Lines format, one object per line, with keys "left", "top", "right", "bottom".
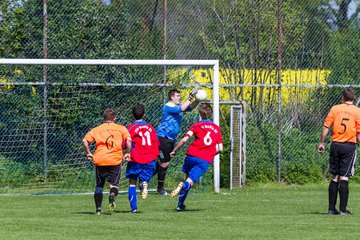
{"left": 140, "top": 181, "right": 148, "bottom": 199}
{"left": 171, "top": 182, "right": 184, "bottom": 197}
{"left": 176, "top": 181, "right": 191, "bottom": 211}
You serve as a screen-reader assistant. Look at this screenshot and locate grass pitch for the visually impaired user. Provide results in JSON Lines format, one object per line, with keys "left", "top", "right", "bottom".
{"left": 1, "top": 184, "right": 360, "bottom": 240}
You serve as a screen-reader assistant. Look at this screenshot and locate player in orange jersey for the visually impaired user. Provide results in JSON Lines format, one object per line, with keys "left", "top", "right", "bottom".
{"left": 83, "top": 108, "right": 131, "bottom": 214}
{"left": 318, "top": 87, "right": 360, "bottom": 215}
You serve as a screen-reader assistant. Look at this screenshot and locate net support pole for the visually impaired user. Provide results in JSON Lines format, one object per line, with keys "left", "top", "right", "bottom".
{"left": 277, "top": 0, "right": 283, "bottom": 182}
{"left": 213, "top": 60, "right": 220, "bottom": 193}
{"left": 43, "top": 0, "right": 48, "bottom": 179}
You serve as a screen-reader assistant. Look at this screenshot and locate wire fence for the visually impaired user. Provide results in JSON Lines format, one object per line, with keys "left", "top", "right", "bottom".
{"left": 237, "top": 84, "right": 359, "bottom": 185}
{"left": 0, "top": 63, "right": 216, "bottom": 194}
{"left": 1, "top": 0, "right": 360, "bottom": 190}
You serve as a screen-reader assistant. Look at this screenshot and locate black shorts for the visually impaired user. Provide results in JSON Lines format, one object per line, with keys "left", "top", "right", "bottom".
{"left": 95, "top": 165, "right": 121, "bottom": 188}
{"left": 158, "top": 136, "right": 175, "bottom": 163}
{"left": 329, "top": 142, "right": 356, "bottom": 177}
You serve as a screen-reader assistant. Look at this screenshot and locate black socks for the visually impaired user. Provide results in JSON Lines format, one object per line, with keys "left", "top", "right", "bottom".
{"left": 157, "top": 166, "right": 168, "bottom": 190}
{"left": 328, "top": 180, "right": 339, "bottom": 211}
{"left": 339, "top": 180, "right": 349, "bottom": 212}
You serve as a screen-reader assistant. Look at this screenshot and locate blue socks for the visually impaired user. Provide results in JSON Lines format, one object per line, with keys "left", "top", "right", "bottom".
{"left": 128, "top": 186, "right": 137, "bottom": 211}
{"left": 183, "top": 181, "right": 191, "bottom": 190}
{"left": 178, "top": 181, "right": 191, "bottom": 207}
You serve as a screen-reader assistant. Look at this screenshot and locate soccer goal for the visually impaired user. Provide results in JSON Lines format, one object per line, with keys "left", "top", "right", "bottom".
{"left": 0, "top": 59, "right": 220, "bottom": 195}
{"left": 230, "top": 103, "right": 246, "bottom": 189}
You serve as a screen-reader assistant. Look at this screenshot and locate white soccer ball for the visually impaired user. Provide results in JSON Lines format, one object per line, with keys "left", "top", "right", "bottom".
{"left": 195, "top": 89, "right": 207, "bottom": 101}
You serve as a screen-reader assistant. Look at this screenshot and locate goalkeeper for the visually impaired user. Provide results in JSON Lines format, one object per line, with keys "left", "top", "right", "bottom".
{"left": 126, "top": 104, "right": 160, "bottom": 213}
{"left": 155, "top": 89, "right": 200, "bottom": 195}
{"left": 82, "top": 108, "right": 131, "bottom": 215}
{"left": 170, "top": 103, "right": 223, "bottom": 211}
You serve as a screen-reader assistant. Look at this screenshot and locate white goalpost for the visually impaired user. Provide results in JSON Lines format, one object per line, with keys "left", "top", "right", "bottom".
{"left": 0, "top": 58, "right": 221, "bottom": 193}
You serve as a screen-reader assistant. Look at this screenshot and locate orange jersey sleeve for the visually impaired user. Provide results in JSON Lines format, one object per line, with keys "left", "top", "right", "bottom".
{"left": 323, "top": 103, "right": 360, "bottom": 143}
{"left": 84, "top": 122, "right": 131, "bottom": 166}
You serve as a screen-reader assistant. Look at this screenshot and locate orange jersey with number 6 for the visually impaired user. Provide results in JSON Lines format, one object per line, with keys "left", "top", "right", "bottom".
{"left": 324, "top": 103, "right": 360, "bottom": 143}
{"left": 84, "top": 122, "right": 131, "bottom": 166}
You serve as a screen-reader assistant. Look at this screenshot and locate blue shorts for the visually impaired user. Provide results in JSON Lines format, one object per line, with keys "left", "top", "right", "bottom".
{"left": 126, "top": 161, "right": 156, "bottom": 182}
{"left": 182, "top": 155, "right": 211, "bottom": 183}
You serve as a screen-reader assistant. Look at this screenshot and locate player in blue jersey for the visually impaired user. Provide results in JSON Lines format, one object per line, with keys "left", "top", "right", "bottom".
{"left": 170, "top": 103, "right": 223, "bottom": 211}
{"left": 155, "top": 88, "right": 199, "bottom": 195}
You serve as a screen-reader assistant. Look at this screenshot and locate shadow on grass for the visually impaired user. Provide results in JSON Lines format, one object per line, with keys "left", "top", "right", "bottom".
{"left": 170, "top": 208, "right": 202, "bottom": 212}
{"left": 74, "top": 210, "right": 132, "bottom": 215}
{"left": 308, "top": 211, "right": 331, "bottom": 215}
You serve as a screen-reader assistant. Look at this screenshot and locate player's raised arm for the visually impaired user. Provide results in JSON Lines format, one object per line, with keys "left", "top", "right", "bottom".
{"left": 180, "top": 88, "right": 198, "bottom": 111}
{"left": 190, "top": 99, "right": 200, "bottom": 110}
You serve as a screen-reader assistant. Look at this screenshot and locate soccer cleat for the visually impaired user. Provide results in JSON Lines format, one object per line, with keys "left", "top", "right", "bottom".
{"left": 171, "top": 182, "right": 184, "bottom": 197}
{"left": 109, "top": 202, "right": 116, "bottom": 213}
{"left": 157, "top": 189, "right": 168, "bottom": 196}
{"left": 340, "top": 210, "right": 352, "bottom": 215}
{"left": 141, "top": 181, "right": 148, "bottom": 199}
{"left": 109, "top": 193, "right": 116, "bottom": 212}
{"left": 95, "top": 208, "right": 101, "bottom": 215}
{"left": 327, "top": 209, "right": 339, "bottom": 215}
{"left": 176, "top": 205, "right": 186, "bottom": 211}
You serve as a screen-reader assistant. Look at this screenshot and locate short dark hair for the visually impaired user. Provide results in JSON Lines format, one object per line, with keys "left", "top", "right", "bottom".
{"left": 199, "top": 103, "right": 212, "bottom": 120}
{"left": 132, "top": 104, "right": 145, "bottom": 120}
{"left": 103, "top": 108, "right": 116, "bottom": 121}
{"left": 343, "top": 87, "right": 356, "bottom": 101}
{"left": 168, "top": 89, "right": 180, "bottom": 100}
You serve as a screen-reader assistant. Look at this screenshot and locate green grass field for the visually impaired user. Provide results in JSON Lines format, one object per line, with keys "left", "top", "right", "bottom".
{"left": 2, "top": 184, "right": 360, "bottom": 240}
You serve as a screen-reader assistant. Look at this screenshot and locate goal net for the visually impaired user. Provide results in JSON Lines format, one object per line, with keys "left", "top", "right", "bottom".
{"left": 0, "top": 59, "right": 219, "bottom": 195}
{"left": 230, "top": 103, "right": 246, "bottom": 189}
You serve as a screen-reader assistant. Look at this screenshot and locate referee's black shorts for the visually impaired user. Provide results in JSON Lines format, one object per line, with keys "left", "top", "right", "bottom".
{"left": 158, "top": 136, "right": 175, "bottom": 163}
{"left": 329, "top": 142, "right": 356, "bottom": 177}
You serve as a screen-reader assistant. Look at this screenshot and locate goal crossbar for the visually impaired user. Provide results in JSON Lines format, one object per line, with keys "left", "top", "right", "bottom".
{"left": 0, "top": 59, "right": 218, "bottom": 66}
